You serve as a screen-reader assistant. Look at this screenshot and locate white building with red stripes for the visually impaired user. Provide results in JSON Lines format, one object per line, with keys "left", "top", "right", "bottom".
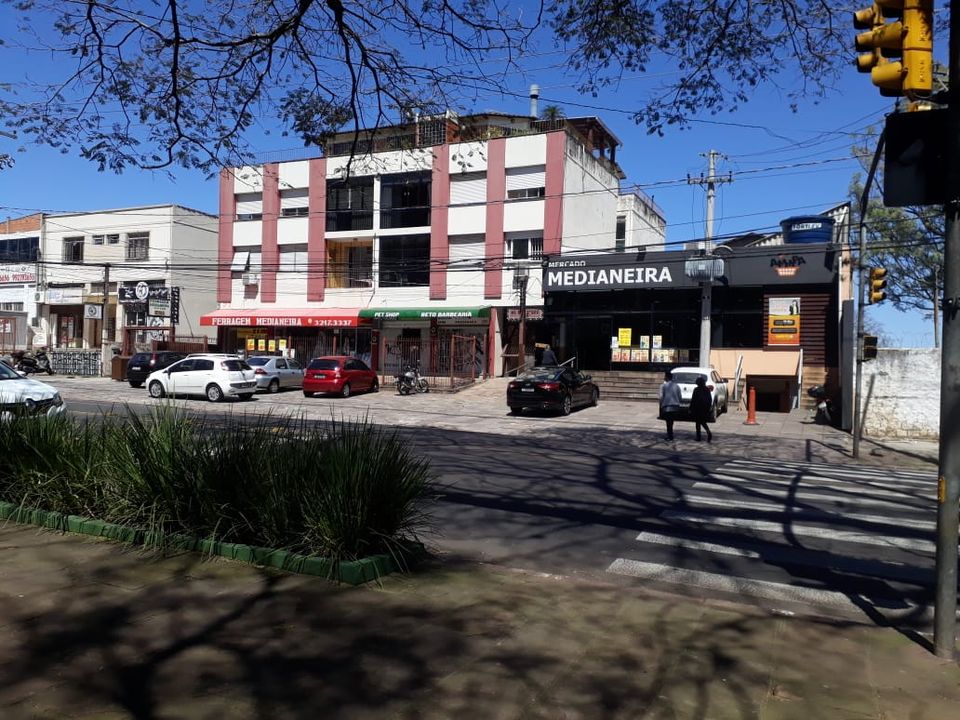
{"left": 202, "top": 111, "right": 665, "bottom": 377}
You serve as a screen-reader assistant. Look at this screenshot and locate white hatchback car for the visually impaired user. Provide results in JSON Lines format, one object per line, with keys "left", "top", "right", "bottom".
{"left": 670, "top": 366, "right": 729, "bottom": 421}
{"left": 146, "top": 354, "right": 257, "bottom": 402}
{"left": 0, "top": 359, "right": 66, "bottom": 420}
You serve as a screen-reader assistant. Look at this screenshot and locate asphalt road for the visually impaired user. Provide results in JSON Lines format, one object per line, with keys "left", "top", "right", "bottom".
{"left": 56, "top": 378, "right": 948, "bottom": 626}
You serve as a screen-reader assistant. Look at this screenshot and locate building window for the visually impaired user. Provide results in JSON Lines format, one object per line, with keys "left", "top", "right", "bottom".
{"left": 280, "top": 188, "right": 310, "bottom": 217}
{"left": 63, "top": 236, "right": 84, "bottom": 264}
{"left": 107, "top": 233, "right": 120, "bottom": 244}
{"left": 507, "top": 233, "right": 543, "bottom": 261}
{"left": 326, "top": 177, "right": 374, "bottom": 231}
{"left": 236, "top": 192, "right": 263, "bottom": 221}
{"left": 126, "top": 231, "right": 149, "bottom": 261}
{"left": 92, "top": 234, "right": 105, "bottom": 246}
{"left": 505, "top": 165, "right": 546, "bottom": 200}
{"left": 328, "top": 241, "right": 374, "bottom": 288}
{"left": 379, "top": 234, "right": 430, "bottom": 287}
{"left": 0, "top": 236, "right": 39, "bottom": 263}
{"left": 1, "top": 302, "right": 24, "bottom": 311}
{"left": 450, "top": 172, "right": 487, "bottom": 206}
{"left": 380, "top": 171, "right": 431, "bottom": 229}
{"left": 615, "top": 215, "right": 626, "bottom": 252}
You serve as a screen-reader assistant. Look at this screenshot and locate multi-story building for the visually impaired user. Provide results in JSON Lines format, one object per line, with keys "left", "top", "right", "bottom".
{"left": 203, "top": 110, "right": 666, "bottom": 375}
{"left": 0, "top": 213, "right": 43, "bottom": 350}
{"left": 39, "top": 205, "right": 218, "bottom": 372}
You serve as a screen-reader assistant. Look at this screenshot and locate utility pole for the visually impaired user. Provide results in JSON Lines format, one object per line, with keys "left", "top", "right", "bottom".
{"left": 101, "top": 263, "right": 111, "bottom": 377}
{"left": 514, "top": 266, "right": 529, "bottom": 373}
{"left": 934, "top": 0, "right": 960, "bottom": 661}
{"left": 687, "top": 150, "right": 732, "bottom": 366}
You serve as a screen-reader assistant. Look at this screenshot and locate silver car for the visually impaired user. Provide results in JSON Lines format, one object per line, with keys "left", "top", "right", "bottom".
{"left": 246, "top": 356, "right": 305, "bottom": 393}
{"left": 0, "top": 359, "right": 67, "bottom": 421}
{"left": 670, "top": 366, "right": 729, "bottom": 421}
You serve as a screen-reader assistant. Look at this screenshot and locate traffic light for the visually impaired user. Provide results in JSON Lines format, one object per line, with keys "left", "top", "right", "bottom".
{"left": 863, "top": 334, "right": 879, "bottom": 361}
{"left": 868, "top": 266, "right": 888, "bottom": 304}
{"left": 853, "top": 0, "right": 933, "bottom": 98}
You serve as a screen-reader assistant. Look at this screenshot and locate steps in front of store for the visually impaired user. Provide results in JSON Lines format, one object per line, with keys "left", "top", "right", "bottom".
{"left": 588, "top": 370, "right": 663, "bottom": 402}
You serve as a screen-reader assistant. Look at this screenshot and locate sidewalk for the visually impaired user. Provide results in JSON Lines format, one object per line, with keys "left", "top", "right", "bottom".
{"left": 0, "top": 523, "right": 957, "bottom": 719}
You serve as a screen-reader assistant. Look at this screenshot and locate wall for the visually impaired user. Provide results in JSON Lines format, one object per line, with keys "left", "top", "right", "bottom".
{"left": 862, "top": 348, "right": 940, "bottom": 439}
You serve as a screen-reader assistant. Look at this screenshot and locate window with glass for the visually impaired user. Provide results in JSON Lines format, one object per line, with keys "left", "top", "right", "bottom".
{"left": 126, "top": 231, "right": 149, "bottom": 261}
{"left": 508, "top": 234, "right": 544, "bottom": 260}
{"left": 615, "top": 215, "right": 626, "bottom": 252}
{"left": 236, "top": 192, "right": 263, "bottom": 221}
{"left": 380, "top": 171, "right": 431, "bottom": 229}
{"left": 328, "top": 241, "right": 373, "bottom": 288}
{"left": 0, "top": 236, "right": 39, "bottom": 263}
{"left": 326, "top": 177, "right": 374, "bottom": 231}
{"left": 379, "top": 234, "right": 430, "bottom": 287}
{"left": 505, "top": 165, "right": 546, "bottom": 200}
{"left": 63, "top": 236, "right": 84, "bottom": 264}
{"left": 280, "top": 188, "right": 310, "bottom": 217}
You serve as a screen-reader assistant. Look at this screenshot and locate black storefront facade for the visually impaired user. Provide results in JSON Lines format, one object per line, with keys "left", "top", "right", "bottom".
{"left": 541, "top": 243, "right": 850, "bottom": 411}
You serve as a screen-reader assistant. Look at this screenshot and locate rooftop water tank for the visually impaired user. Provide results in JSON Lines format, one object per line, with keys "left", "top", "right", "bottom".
{"left": 780, "top": 215, "right": 835, "bottom": 244}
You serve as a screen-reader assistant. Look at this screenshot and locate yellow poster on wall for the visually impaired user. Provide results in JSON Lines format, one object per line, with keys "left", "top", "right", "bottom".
{"left": 617, "top": 328, "right": 632, "bottom": 347}
{"left": 278, "top": 338, "right": 287, "bottom": 351}
{"left": 246, "top": 338, "right": 255, "bottom": 351}
{"left": 268, "top": 339, "right": 277, "bottom": 352}
{"left": 257, "top": 338, "right": 266, "bottom": 351}
{"left": 768, "top": 297, "right": 800, "bottom": 346}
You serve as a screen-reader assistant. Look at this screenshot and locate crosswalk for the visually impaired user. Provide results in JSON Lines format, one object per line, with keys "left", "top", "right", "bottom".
{"left": 607, "top": 458, "right": 947, "bottom": 621}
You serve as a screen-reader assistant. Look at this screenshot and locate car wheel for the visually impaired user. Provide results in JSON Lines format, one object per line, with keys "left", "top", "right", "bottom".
{"left": 129, "top": 381, "right": 143, "bottom": 389}
{"left": 341, "top": 382, "right": 351, "bottom": 398}
{"left": 560, "top": 394, "right": 572, "bottom": 416}
{"left": 303, "top": 391, "right": 313, "bottom": 398}
{"left": 590, "top": 389, "right": 599, "bottom": 407}
{"left": 148, "top": 381, "right": 165, "bottom": 399}
{"left": 268, "top": 379, "right": 280, "bottom": 394}
{"left": 509, "top": 407, "right": 521, "bottom": 415}
{"left": 371, "top": 378, "right": 379, "bottom": 393}
{"left": 206, "top": 384, "right": 224, "bottom": 402}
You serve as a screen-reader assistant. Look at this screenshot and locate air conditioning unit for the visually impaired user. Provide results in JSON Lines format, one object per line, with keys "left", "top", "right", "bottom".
{"left": 241, "top": 273, "right": 261, "bottom": 286}
{"left": 34, "top": 292, "right": 44, "bottom": 302}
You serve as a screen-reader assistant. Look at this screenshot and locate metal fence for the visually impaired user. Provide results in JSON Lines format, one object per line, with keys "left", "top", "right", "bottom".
{"left": 379, "top": 333, "right": 478, "bottom": 391}
{"left": 50, "top": 349, "right": 102, "bottom": 377}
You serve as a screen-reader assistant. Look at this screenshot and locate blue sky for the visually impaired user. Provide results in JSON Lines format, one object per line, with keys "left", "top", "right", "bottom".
{"left": 0, "top": 4, "right": 938, "bottom": 347}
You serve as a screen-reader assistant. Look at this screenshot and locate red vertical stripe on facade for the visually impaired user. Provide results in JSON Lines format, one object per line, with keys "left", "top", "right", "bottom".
{"left": 260, "top": 164, "right": 280, "bottom": 303}
{"left": 484, "top": 137, "right": 506, "bottom": 298}
{"left": 430, "top": 149, "right": 450, "bottom": 299}
{"left": 544, "top": 131, "right": 565, "bottom": 258}
{"left": 217, "top": 169, "right": 235, "bottom": 304}
{"left": 307, "top": 158, "right": 327, "bottom": 301}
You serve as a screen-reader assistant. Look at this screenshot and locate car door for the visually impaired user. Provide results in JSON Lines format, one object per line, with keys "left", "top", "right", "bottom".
{"left": 353, "top": 359, "right": 373, "bottom": 389}
{"left": 183, "top": 358, "right": 215, "bottom": 395}
{"left": 343, "top": 359, "right": 364, "bottom": 390}
{"left": 712, "top": 370, "right": 728, "bottom": 407}
{"left": 287, "top": 359, "right": 304, "bottom": 388}
{"left": 165, "top": 359, "right": 195, "bottom": 395}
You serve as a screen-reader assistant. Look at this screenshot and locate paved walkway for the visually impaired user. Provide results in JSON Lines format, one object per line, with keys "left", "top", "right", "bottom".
{"left": 0, "top": 523, "right": 957, "bottom": 719}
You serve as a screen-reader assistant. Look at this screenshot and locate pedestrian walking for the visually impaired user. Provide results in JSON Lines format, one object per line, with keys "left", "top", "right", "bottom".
{"left": 690, "top": 375, "right": 714, "bottom": 442}
{"left": 658, "top": 370, "right": 682, "bottom": 441}
{"left": 540, "top": 344, "right": 558, "bottom": 366}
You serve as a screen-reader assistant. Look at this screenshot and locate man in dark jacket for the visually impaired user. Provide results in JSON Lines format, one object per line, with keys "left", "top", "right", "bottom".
{"left": 540, "top": 344, "right": 558, "bottom": 366}
{"left": 690, "top": 375, "right": 714, "bottom": 442}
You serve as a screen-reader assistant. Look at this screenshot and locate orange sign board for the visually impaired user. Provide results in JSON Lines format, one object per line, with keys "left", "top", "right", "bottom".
{"left": 768, "top": 297, "right": 800, "bottom": 346}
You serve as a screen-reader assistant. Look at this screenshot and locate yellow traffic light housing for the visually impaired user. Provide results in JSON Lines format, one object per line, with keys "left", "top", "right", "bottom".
{"left": 868, "top": 267, "right": 888, "bottom": 304}
{"left": 853, "top": 0, "right": 933, "bottom": 98}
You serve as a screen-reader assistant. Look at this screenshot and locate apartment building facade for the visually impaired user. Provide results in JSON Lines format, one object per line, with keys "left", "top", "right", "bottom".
{"left": 203, "top": 112, "right": 666, "bottom": 375}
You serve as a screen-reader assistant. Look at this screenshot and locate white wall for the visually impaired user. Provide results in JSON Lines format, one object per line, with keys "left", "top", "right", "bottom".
{"left": 561, "top": 137, "right": 619, "bottom": 252}
{"left": 278, "top": 160, "right": 310, "bottom": 189}
{"left": 326, "top": 148, "right": 433, "bottom": 178}
{"left": 503, "top": 134, "right": 546, "bottom": 168}
{"left": 862, "top": 348, "right": 939, "bottom": 439}
{"left": 449, "top": 141, "right": 489, "bottom": 172}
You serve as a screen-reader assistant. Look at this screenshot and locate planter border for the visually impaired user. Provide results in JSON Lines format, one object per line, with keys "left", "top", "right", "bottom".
{"left": 0, "top": 500, "right": 421, "bottom": 585}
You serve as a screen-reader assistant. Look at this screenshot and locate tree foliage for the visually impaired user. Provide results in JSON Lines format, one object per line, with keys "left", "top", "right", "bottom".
{"left": 0, "top": 1, "right": 848, "bottom": 173}
{"left": 851, "top": 132, "right": 944, "bottom": 343}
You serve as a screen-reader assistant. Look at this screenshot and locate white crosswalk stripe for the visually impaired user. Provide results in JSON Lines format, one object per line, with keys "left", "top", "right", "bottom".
{"left": 607, "top": 458, "right": 942, "bottom": 617}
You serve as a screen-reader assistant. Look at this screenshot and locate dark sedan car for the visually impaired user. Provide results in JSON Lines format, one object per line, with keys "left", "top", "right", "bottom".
{"left": 507, "top": 366, "right": 599, "bottom": 416}
{"left": 125, "top": 351, "right": 187, "bottom": 388}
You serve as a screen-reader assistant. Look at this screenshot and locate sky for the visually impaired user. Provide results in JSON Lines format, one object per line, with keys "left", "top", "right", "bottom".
{"left": 0, "top": 3, "right": 940, "bottom": 348}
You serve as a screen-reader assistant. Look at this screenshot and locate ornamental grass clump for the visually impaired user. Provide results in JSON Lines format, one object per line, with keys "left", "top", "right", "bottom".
{"left": 0, "top": 407, "right": 433, "bottom": 563}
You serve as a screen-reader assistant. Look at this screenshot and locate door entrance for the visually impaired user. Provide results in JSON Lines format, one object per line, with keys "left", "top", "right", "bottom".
{"left": 574, "top": 316, "right": 612, "bottom": 371}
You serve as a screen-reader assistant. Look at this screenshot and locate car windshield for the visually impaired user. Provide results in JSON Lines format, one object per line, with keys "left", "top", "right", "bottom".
{"left": 308, "top": 359, "right": 340, "bottom": 370}
{"left": 221, "top": 360, "right": 248, "bottom": 372}
{"left": 518, "top": 369, "right": 562, "bottom": 382}
{"left": 672, "top": 372, "right": 706, "bottom": 385}
{"left": 245, "top": 357, "right": 269, "bottom": 366}
{"left": 0, "top": 361, "right": 23, "bottom": 380}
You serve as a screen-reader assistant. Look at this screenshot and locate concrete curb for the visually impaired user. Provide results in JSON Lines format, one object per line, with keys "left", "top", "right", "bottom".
{"left": 0, "top": 500, "right": 422, "bottom": 585}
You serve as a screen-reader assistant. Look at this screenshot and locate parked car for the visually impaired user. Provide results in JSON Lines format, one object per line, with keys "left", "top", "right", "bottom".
{"left": 245, "top": 356, "right": 305, "bottom": 393}
{"left": 302, "top": 356, "right": 379, "bottom": 398}
{"left": 0, "top": 359, "right": 66, "bottom": 421}
{"left": 146, "top": 354, "right": 257, "bottom": 402}
{"left": 507, "top": 366, "right": 599, "bottom": 416}
{"left": 670, "top": 366, "right": 729, "bottom": 421}
{"left": 126, "top": 351, "right": 187, "bottom": 388}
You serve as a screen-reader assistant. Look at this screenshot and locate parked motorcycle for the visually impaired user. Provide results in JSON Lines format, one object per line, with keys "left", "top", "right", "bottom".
{"left": 807, "top": 385, "right": 835, "bottom": 425}
{"left": 396, "top": 363, "right": 429, "bottom": 395}
{"left": 10, "top": 349, "right": 54, "bottom": 376}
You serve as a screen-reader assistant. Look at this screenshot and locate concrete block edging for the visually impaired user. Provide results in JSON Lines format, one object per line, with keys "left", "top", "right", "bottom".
{"left": 0, "top": 500, "right": 422, "bottom": 585}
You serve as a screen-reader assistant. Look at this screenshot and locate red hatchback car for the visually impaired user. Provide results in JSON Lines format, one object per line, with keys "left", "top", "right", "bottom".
{"left": 302, "top": 356, "right": 379, "bottom": 398}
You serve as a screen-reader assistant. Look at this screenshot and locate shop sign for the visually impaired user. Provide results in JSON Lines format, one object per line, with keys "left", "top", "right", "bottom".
{"left": 359, "top": 307, "right": 490, "bottom": 321}
{"left": 45, "top": 286, "right": 84, "bottom": 304}
{"left": 119, "top": 283, "right": 169, "bottom": 303}
{"left": 768, "top": 297, "right": 801, "bottom": 345}
{"left": 546, "top": 263, "right": 676, "bottom": 290}
{"left": 148, "top": 298, "right": 171, "bottom": 317}
{"left": 83, "top": 304, "right": 103, "bottom": 320}
{"left": 0, "top": 264, "right": 37, "bottom": 284}
{"left": 506, "top": 308, "right": 544, "bottom": 322}
{"left": 617, "top": 328, "right": 632, "bottom": 346}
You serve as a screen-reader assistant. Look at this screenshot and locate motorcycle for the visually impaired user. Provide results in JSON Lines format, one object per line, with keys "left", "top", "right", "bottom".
{"left": 396, "top": 363, "right": 429, "bottom": 395}
{"left": 807, "top": 385, "right": 835, "bottom": 425}
{"left": 11, "top": 350, "right": 54, "bottom": 376}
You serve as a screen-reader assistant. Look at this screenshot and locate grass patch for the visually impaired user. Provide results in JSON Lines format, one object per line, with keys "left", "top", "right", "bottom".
{"left": 0, "top": 408, "right": 433, "bottom": 564}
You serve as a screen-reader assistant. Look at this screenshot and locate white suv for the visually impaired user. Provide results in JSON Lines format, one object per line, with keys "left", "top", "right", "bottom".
{"left": 146, "top": 354, "right": 257, "bottom": 402}
{"left": 670, "top": 366, "right": 729, "bottom": 421}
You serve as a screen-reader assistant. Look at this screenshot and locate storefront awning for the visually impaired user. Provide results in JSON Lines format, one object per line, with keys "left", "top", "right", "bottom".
{"left": 200, "top": 308, "right": 365, "bottom": 328}
{"left": 358, "top": 306, "right": 490, "bottom": 320}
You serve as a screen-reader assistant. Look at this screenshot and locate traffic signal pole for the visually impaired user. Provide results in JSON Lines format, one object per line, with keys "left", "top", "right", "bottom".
{"left": 934, "top": 0, "right": 960, "bottom": 659}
